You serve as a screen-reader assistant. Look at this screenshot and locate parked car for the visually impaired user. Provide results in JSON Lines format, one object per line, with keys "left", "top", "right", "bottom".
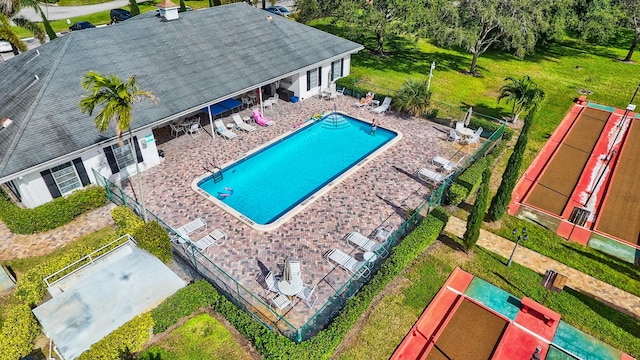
{"left": 69, "top": 22, "right": 96, "bottom": 31}
{"left": 265, "top": 6, "right": 291, "bottom": 17}
{"left": 0, "top": 40, "right": 12, "bottom": 53}
{"left": 110, "top": 8, "right": 132, "bottom": 23}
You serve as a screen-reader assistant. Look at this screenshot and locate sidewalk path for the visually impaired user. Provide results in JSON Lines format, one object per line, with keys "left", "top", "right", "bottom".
{"left": 0, "top": 203, "right": 116, "bottom": 261}
{"left": 445, "top": 216, "right": 640, "bottom": 321}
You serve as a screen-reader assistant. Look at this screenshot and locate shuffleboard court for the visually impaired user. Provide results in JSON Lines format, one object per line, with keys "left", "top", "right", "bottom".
{"left": 426, "top": 299, "right": 507, "bottom": 359}
{"left": 596, "top": 119, "right": 640, "bottom": 244}
{"left": 526, "top": 108, "right": 609, "bottom": 215}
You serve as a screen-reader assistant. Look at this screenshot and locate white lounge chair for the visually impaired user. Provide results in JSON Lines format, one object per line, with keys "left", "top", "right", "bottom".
{"left": 324, "top": 248, "right": 371, "bottom": 279}
{"left": 214, "top": 119, "right": 238, "bottom": 140}
{"left": 374, "top": 224, "right": 396, "bottom": 242}
{"left": 232, "top": 114, "right": 256, "bottom": 132}
{"left": 197, "top": 228, "right": 227, "bottom": 247}
{"left": 345, "top": 231, "right": 389, "bottom": 258}
{"left": 371, "top": 96, "right": 392, "bottom": 114}
{"left": 176, "top": 218, "right": 207, "bottom": 237}
{"left": 432, "top": 155, "right": 465, "bottom": 172}
{"left": 296, "top": 283, "right": 318, "bottom": 308}
{"left": 418, "top": 168, "right": 453, "bottom": 186}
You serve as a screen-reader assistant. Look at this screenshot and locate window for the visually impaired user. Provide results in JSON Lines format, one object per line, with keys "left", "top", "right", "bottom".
{"left": 111, "top": 139, "right": 136, "bottom": 171}
{"left": 51, "top": 162, "right": 82, "bottom": 195}
{"left": 306, "top": 67, "right": 322, "bottom": 91}
{"left": 331, "top": 59, "right": 343, "bottom": 81}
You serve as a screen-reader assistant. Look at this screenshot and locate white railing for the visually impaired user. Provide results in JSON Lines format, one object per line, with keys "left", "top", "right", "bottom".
{"left": 43, "top": 234, "right": 136, "bottom": 287}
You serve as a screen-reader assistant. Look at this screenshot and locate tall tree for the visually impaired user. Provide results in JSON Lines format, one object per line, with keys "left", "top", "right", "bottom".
{"left": 429, "top": 0, "right": 565, "bottom": 75}
{"left": 463, "top": 167, "right": 491, "bottom": 252}
{"left": 79, "top": 71, "right": 156, "bottom": 221}
{"left": 619, "top": 0, "right": 640, "bottom": 61}
{"left": 487, "top": 111, "right": 535, "bottom": 221}
{"left": 0, "top": 0, "right": 45, "bottom": 55}
{"left": 497, "top": 75, "right": 545, "bottom": 123}
{"left": 571, "top": 0, "right": 621, "bottom": 45}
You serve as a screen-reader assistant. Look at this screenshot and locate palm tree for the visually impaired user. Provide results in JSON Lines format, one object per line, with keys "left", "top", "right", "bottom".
{"left": 393, "top": 78, "right": 432, "bottom": 117}
{"left": 0, "top": 0, "right": 49, "bottom": 55}
{"left": 497, "top": 75, "right": 546, "bottom": 122}
{"left": 79, "top": 71, "right": 157, "bottom": 221}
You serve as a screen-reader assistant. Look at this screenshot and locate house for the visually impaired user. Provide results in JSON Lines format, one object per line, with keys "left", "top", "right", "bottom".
{"left": 0, "top": 2, "right": 363, "bottom": 208}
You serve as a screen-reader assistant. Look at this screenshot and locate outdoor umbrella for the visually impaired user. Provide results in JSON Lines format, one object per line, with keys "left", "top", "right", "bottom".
{"left": 283, "top": 257, "right": 292, "bottom": 282}
{"left": 463, "top": 107, "right": 473, "bottom": 127}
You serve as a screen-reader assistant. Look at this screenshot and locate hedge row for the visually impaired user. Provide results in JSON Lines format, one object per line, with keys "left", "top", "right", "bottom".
{"left": 0, "top": 185, "right": 106, "bottom": 234}
{"left": 133, "top": 222, "right": 173, "bottom": 263}
{"left": 446, "top": 158, "right": 490, "bottom": 206}
{"left": 0, "top": 304, "right": 39, "bottom": 360}
{"left": 151, "top": 280, "right": 220, "bottom": 333}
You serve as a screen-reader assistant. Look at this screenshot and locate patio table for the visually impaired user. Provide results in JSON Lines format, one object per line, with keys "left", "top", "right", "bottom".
{"left": 277, "top": 276, "right": 303, "bottom": 298}
{"left": 457, "top": 127, "right": 474, "bottom": 140}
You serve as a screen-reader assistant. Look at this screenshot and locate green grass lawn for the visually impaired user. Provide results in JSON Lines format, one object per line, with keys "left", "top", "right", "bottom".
{"left": 138, "top": 313, "right": 255, "bottom": 360}
{"left": 335, "top": 238, "right": 640, "bottom": 359}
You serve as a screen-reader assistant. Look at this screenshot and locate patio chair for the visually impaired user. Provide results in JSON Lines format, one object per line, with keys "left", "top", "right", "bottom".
{"left": 287, "top": 260, "right": 301, "bottom": 278}
{"left": 371, "top": 96, "right": 392, "bottom": 114}
{"left": 198, "top": 228, "right": 227, "bottom": 247}
{"left": 455, "top": 121, "right": 466, "bottom": 137}
{"left": 256, "top": 271, "right": 279, "bottom": 296}
{"left": 345, "top": 231, "right": 390, "bottom": 258}
{"left": 374, "top": 224, "right": 396, "bottom": 242}
{"left": 169, "top": 122, "right": 186, "bottom": 137}
{"left": 296, "top": 283, "right": 318, "bottom": 308}
{"left": 241, "top": 96, "right": 254, "bottom": 109}
{"left": 232, "top": 114, "right": 256, "bottom": 132}
{"left": 269, "top": 293, "right": 291, "bottom": 314}
{"left": 214, "top": 119, "right": 238, "bottom": 140}
{"left": 324, "top": 248, "right": 371, "bottom": 279}
{"left": 447, "top": 129, "right": 460, "bottom": 142}
{"left": 176, "top": 218, "right": 207, "bottom": 237}
{"left": 432, "top": 155, "right": 465, "bottom": 172}
{"left": 253, "top": 110, "right": 275, "bottom": 126}
{"left": 418, "top": 168, "right": 453, "bottom": 186}
{"left": 467, "top": 127, "right": 483, "bottom": 150}
{"left": 187, "top": 122, "right": 202, "bottom": 138}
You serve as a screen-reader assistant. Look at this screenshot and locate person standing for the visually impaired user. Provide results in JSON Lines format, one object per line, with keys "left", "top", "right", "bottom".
{"left": 370, "top": 118, "right": 379, "bottom": 135}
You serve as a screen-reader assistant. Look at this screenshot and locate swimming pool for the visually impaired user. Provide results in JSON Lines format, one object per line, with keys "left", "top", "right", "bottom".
{"left": 193, "top": 112, "right": 400, "bottom": 231}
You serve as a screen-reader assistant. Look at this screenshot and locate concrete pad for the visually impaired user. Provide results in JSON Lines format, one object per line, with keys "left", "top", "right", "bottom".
{"left": 33, "top": 241, "right": 185, "bottom": 360}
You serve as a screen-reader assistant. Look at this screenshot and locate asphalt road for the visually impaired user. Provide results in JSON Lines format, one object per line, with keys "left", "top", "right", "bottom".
{"left": 19, "top": 0, "right": 296, "bottom": 22}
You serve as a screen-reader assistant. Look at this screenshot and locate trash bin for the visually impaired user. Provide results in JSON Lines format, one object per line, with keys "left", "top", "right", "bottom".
{"left": 290, "top": 96, "right": 299, "bottom": 103}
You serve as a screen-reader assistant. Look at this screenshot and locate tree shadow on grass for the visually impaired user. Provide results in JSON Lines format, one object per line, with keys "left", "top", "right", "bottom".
{"left": 560, "top": 243, "right": 640, "bottom": 283}
{"left": 438, "top": 233, "right": 466, "bottom": 253}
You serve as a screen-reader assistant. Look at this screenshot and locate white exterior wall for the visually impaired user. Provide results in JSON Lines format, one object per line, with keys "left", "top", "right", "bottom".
{"left": 13, "top": 129, "right": 161, "bottom": 208}
{"left": 297, "top": 55, "right": 352, "bottom": 100}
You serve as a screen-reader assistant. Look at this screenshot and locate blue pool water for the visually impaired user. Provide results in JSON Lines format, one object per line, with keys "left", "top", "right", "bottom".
{"left": 197, "top": 114, "right": 397, "bottom": 226}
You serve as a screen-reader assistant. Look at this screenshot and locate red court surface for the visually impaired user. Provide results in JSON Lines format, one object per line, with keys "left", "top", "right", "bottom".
{"left": 392, "top": 268, "right": 559, "bottom": 360}
{"left": 508, "top": 99, "right": 640, "bottom": 258}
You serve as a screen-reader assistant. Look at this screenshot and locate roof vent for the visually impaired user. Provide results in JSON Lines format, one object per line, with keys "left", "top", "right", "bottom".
{"left": 1, "top": 117, "right": 13, "bottom": 130}
{"left": 157, "top": 0, "right": 180, "bottom": 21}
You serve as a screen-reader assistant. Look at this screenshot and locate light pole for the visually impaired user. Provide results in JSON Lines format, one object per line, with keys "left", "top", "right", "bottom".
{"left": 507, "top": 227, "right": 528, "bottom": 267}
{"left": 427, "top": 61, "right": 436, "bottom": 91}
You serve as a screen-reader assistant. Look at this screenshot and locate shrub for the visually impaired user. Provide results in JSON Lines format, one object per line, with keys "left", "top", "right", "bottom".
{"left": 0, "top": 304, "right": 39, "bottom": 360}
{"left": 133, "top": 221, "right": 172, "bottom": 263}
{"left": 77, "top": 313, "right": 154, "bottom": 360}
{"left": 111, "top": 206, "right": 144, "bottom": 235}
{"left": 446, "top": 158, "right": 489, "bottom": 206}
{"left": 151, "top": 280, "right": 219, "bottom": 333}
{"left": 463, "top": 168, "right": 491, "bottom": 251}
{"left": 488, "top": 111, "right": 534, "bottom": 221}
{"left": 0, "top": 186, "right": 106, "bottom": 234}
{"left": 393, "top": 78, "right": 432, "bottom": 117}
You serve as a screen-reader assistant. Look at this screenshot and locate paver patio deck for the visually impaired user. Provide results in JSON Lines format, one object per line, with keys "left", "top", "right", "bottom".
{"left": 125, "top": 94, "right": 475, "bottom": 328}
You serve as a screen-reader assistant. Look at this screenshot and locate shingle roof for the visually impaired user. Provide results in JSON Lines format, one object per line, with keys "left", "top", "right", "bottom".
{"left": 0, "top": 3, "right": 362, "bottom": 182}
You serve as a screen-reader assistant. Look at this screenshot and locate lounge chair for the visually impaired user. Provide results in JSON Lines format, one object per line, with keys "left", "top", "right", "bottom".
{"left": 324, "top": 248, "right": 371, "bottom": 279}
{"left": 253, "top": 110, "right": 275, "bottom": 126}
{"left": 269, "top": 293, "right": 291, "bottom": 314}
{"left": 214, "top": 119, "right": 238, "bottom": 140}
{"left": 432, "top": 155, "right": 465, "bottom": 172}
{"left": 354, "top": 92, "right": 375, "bottom": 107}
{"left": 176, "top": 218, "right": 207, "bottom": 237}
{"left": 345, "top": 231, "right": 389, "bottom": 258}
{"left": 296, "top": 283, "right": 318, "bottom": 308}
{"left": 197, "top": 228, "right": 227, "bottom": 247}
{"left": 418, "top": 168, "right": 453, "bottom": 186}
{"left": 374, "top": 224, "right": 396, "bottom": 242}
{"left": 232, "top": 114, "right": 256, "bottom": 132}
{"left": 371, "top": 96, "right": 392, "bottom": 114}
